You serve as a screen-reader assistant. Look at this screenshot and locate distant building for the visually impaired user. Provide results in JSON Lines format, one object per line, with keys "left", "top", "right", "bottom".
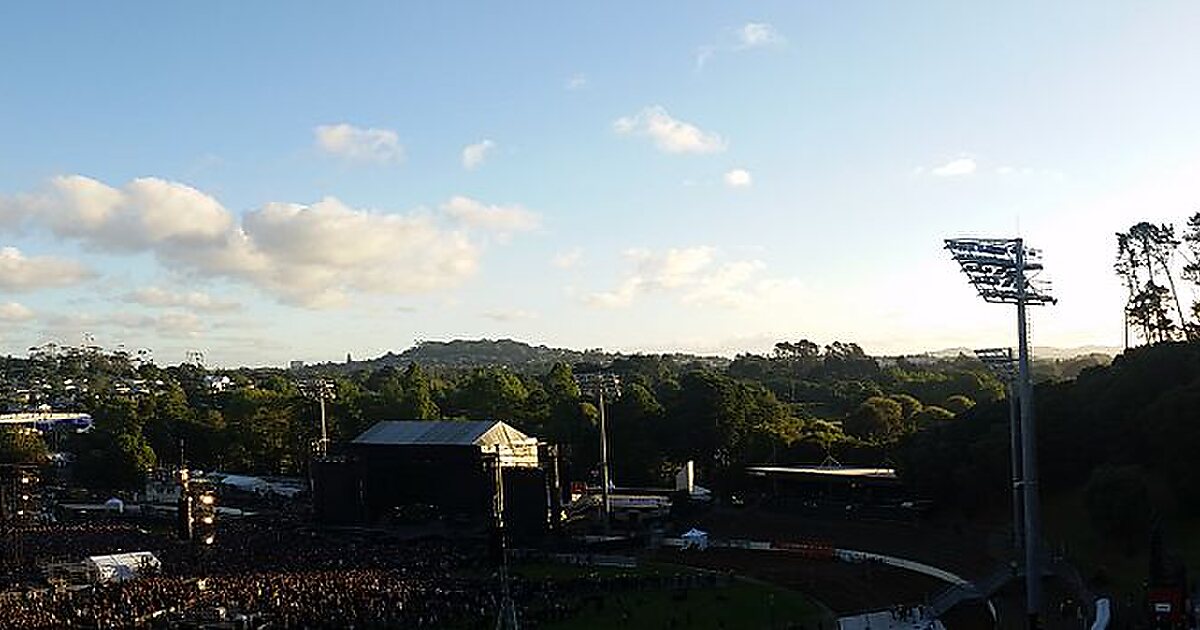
{"left": 205, "top": 375, "right": 232, "bottom": 393}
{"left": 289, "top": 360, "right": 305, "bottom": 371}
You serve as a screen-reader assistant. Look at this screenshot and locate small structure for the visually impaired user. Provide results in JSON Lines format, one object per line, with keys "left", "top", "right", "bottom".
{"left": 681, "top": 528, "right": 709, "bottom": 550}
{"left": 86, "top": 552, "right": 160, "bottom": 583}
{"left": 744, "top": 462, "right": 914, "bottom": 513}
{"left": 103, "top": 497, "right": 124, "bottom": 514}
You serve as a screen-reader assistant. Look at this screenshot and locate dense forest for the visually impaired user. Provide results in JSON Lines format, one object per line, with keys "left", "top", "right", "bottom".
{"left": 899, "top": 341, "right": 1200, "bottom": 550}
{"left": 0, "top": 338, "right": 1111, "bottom": 496}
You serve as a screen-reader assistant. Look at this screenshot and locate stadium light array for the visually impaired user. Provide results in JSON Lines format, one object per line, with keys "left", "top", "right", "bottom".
{"left": 945, "top": 238, "right": 1056, "bottom": 306}
{"left": 975, "top": 347, "right": 1024, "bottom": 555}
{"left": 949, "top": 237, "right": 1054, "bottom": 629}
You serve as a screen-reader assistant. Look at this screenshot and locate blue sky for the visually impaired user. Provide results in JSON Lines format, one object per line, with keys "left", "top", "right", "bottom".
{"left": 2, "top": 2, "right": 1199, "bottom": 366}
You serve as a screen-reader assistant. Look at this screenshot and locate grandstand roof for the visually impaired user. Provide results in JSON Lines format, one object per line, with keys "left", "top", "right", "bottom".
{"left": 352, "top": 420, "right": 534, "bottom": 448}
{"left": 746, "top": 465, "right": 898, "bottom": 480}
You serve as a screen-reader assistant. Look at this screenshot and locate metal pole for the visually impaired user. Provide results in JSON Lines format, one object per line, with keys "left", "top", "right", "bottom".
{"left": 1008, "top": 380, "right": 1023, "bottom": 554}
{"left": 598, "top": 391, "right": 612, "bottom": 533}
{"left": 491, "top": 448, "right": 519, "bottom": 630}
{"left": 318, "top": 395, "right": 328, "bottom": 459}
{"left": 1016, "top": 239, "right": 1042, "bottom": 627}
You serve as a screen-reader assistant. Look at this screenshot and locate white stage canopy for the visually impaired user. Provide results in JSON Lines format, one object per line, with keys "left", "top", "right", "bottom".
{"left": 87, "top": 551, "right": 160, "bottom": 583}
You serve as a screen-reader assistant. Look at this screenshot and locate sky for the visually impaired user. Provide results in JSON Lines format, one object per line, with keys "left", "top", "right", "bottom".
{"left": 2, "top": 2, "right": 1200, "bottom": 367}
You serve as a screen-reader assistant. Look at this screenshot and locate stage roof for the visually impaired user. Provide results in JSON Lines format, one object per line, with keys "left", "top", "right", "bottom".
{"left": 746, "top": 465, "right": 898, "bottom": 480}
{"left": 353, "top": 420, "right": 534, "bottom": 448}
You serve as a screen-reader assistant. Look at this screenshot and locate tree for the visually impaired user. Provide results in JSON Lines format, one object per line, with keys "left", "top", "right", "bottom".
{"left": 72, "top": 429, "right": 157, "bottom": 490}
{"left": 0, "top": 428, "right": 48, "bottom": 464}
{"left": 1084, "top": 465, "right": 1152, "bottom": 552}
{"left": 888, "top": 393, "right": 923, "bottom": 423}
{"left": 398, "top": 364, "right": 439, "bottom": 419}
{"left": 609, "top": 382, "right": 667, "bottom": 485}
{"left": 913, "top": 405, "right": 954, "bottom": 427}
{"left": 843, "top": 396, "right": 904, "bottom": 440}
{"left": 453, "top": 367, "right": 529, "bottom": 420}
{"left": 1181, "top": 211, "right": 1200, "bottom": 336}
{"left": 1116, "top": 222, "right": 1188, "bottom": 344}
{"left": 943, "top": 395, "right": 976, "bottom": 414}
{"left": 1127, "top": 281, "right": 1177, "bottom": 344}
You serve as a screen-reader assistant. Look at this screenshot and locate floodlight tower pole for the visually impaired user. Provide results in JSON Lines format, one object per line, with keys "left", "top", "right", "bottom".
{"left": 597, "top": 390, "right": 612, "bottom": 533}
{"left": 949, "top": 237, "right": 1054, "bottom": 630}
{"left": 1015, "top": 241, "right": 1042, "bottom": 627}
{"left": 1007, "top": 375, "right": 1023, "bottom": 552}
{"left": 976, "top": 348, "right": 1022, "bottom": 555}
{"left": 318, "top": 393, "right": 329, "bottom": 459}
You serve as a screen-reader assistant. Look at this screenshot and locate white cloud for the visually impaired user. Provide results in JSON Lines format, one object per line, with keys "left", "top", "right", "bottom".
{"left": 613, "top": 106, "right": 725, "bottom": 154}
{"left": 585, "top": 246, "right": 802, "bottom": 310}
{"left": 155, "top": 311, "right": 205, "bottom": 337}
{"left": 441, "top": 196, "right": 541, "bottom": 234}
{"left": 124, "top": 287, "right": 240, "bottom": 313}
{"left": 461, "top": 139, "right": 496, "bottom": 170}
{"left": 0, "top": 247, "right": 94, "bottom": 291}
{"left": 724, "top": 168, "right": 753, "bottom": 187}
{"left": 736, "top": 23, "right": 785, "bottom": 49}
{"left": 240, "top": 197, "right": 477, "bottom": 306}
{"left": 3, "top": 175, "right": 233, "bottom": 251}
{"left": 931, "top": 157, "right": 978, "bottom": 177}
{"left": 552, "top": 248, "right": 583, "bottom": 269}
{"left": 565, "top": 73, "right": 588, "bottom": 90}
{"left": 995, "top": 165, "right": 1065, "bottom": 179}
{"left": 1, "top": 176, "right": 526, "bottom": 308}
{"left": 105, "top": 310, "right": 207, "bottom": 338}
{"left": 696, "top": 22, "right": 785, "bottom": 70}
{"left": 0, "top": 302, "right": 34, "bottom": 322}
{"left": 314, "top": 123, "right": 403, "bottom": 163}
{"left": 482, "top": 309, "right": 538, "bottom": 322}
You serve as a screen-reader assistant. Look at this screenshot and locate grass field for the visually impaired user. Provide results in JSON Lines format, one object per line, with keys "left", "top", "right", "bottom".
{"left": 512, "top": 560, "right": 834, "bottom": 629}
{"left": 538, "top": 581, "right": 832, "bottom": 630}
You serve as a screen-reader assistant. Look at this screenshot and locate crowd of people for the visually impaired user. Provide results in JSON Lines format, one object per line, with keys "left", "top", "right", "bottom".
{"left": 2, "top": 515, "right": 732, "bottom": 628}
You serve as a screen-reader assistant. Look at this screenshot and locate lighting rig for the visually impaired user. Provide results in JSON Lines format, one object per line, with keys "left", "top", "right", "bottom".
{"left": 947, "top": 238, "right": 1055, "bottom": 629}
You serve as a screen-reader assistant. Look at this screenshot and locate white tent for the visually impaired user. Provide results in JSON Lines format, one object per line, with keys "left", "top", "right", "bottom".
{"left": 86, "top": 552, "right": 160, "bottom": 583}
{"left": 681, "top": 528, "right": 709, "bottom": 550}
{"left": 104, "top": 497, "right": 124, "bottom": 513}
{"left": 216, "top": 474, "right": 270, "bottom": 493}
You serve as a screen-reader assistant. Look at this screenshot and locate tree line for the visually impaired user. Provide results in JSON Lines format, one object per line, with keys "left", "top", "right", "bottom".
{"left": 1114, "top": 213, "right": 1200, "bottom": 344}
{"left": 0, "top": 341, "right": 1011, "bottom": 492}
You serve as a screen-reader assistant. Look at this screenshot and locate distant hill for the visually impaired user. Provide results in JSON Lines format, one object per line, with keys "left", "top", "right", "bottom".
{"left": 925, "top": 345, "right": 1121, "bottom": 360}
{"left": 306, "top": 338, "right": 1121, "bottom": 376}
{"left": 313, "top": 338, "right": 730, "bottom": 374}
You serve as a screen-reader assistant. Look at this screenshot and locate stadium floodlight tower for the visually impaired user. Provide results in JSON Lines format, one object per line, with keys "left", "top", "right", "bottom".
{"left": 574, "top": 372, "right": 621, "bottom": 533}
{"left": 946, "top": 238, "right": 1055, "bottom": 629}
{"left": 974, "top": 347, "right": 1022, "bottom": 554}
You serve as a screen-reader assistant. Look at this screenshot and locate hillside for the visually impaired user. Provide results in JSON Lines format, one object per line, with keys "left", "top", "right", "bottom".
{"left": 898, "top": 341, "right": 1200, "bottom": 595}
{"left": 316, "top": 338, "right": 731, "bottom": 374}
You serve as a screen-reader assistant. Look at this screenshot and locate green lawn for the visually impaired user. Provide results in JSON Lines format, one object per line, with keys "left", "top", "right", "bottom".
{"left": 512, "top": 560, "right": 695, "bottom": 581}
{"left": 535, "top": 580, "right": 832, "bottom": 630}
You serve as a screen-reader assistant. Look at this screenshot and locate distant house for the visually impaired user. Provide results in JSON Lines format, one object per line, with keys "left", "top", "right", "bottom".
{"left": 206, "top": 375, "right": 233, "bottom": 393}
